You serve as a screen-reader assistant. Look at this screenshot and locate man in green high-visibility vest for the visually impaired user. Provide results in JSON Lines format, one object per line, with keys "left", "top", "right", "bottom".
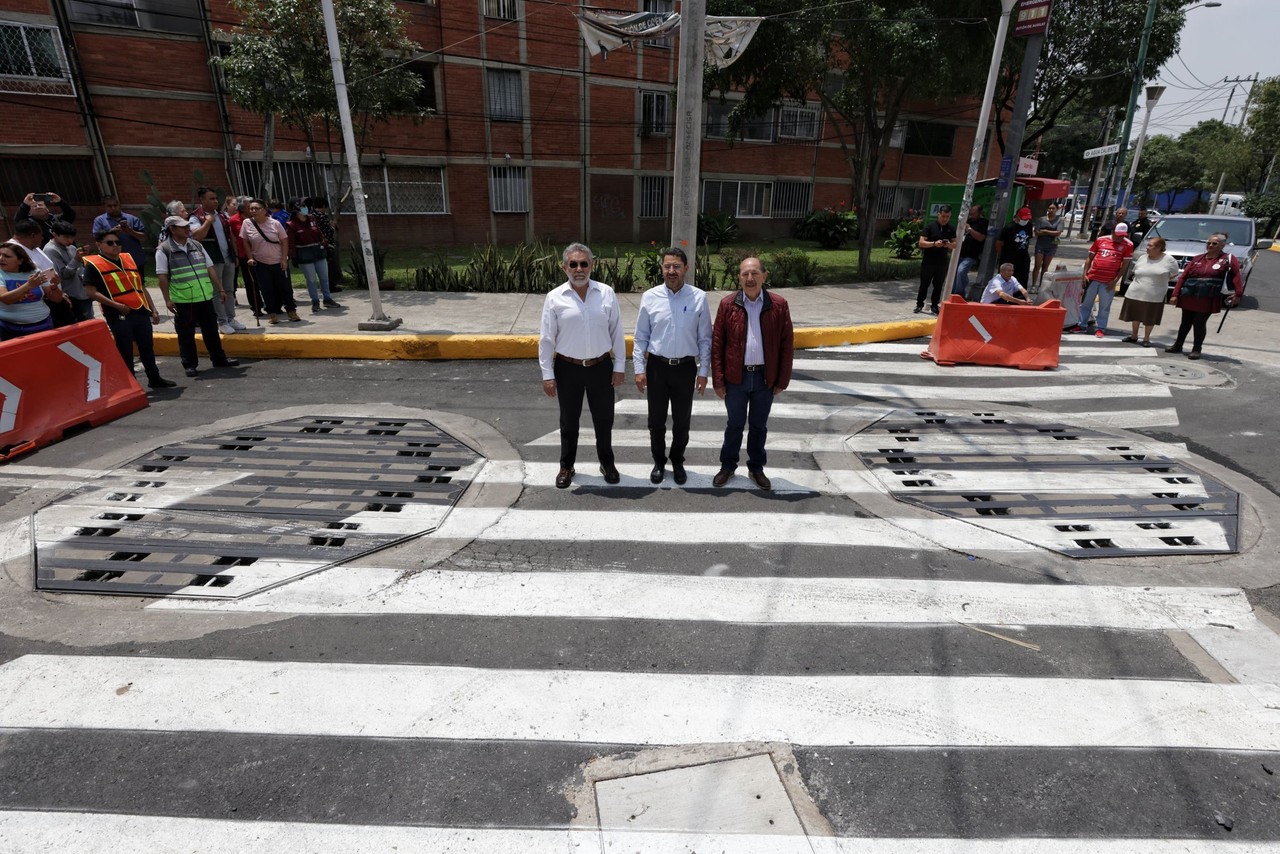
{"left": 156, "top": 215, "right": 240, "bottom": 379}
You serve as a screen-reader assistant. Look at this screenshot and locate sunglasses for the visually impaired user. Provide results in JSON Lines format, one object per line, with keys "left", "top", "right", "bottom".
{"left": 100, "top": 240, "right": 121, "bottom": 246}
{"left": 566, "top": 260, "right": 590, "bottom": 269}
{"left": 1206, "top": 240, "right": 1222, "bottom": 246}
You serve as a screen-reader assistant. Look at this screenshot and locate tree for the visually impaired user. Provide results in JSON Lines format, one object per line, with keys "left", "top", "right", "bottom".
{"left": 1130, "top": 134, "right": 1196, "bottom": 209}
{"left": 995, "top": 0, "right": 1189, "bottom": 156}
{"left": 214, "top": 0, "right": 424, "bottom": 202}
{"left": 705, "top": 0, "right": 992, "bottom": 275}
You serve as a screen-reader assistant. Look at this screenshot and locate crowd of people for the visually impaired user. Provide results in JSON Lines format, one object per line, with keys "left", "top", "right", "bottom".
{"left": 2, "top": 188, "right": 344, "bottom": 387}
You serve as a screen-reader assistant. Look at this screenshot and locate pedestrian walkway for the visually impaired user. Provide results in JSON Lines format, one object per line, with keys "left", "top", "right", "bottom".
{"left": 5, "top": 336, "right": 1279, "bottom": 850}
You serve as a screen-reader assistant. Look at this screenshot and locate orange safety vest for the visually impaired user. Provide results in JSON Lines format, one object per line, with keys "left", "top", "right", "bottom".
{"left": 86, "top": 253, "right": 148, "bottom": 310}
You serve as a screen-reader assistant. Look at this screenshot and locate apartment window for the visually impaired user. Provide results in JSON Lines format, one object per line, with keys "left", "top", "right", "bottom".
{"left": 772, "top": 181, "right": 813, "bottom": 218}
{"left": 0, "top": 23, "right": 65, "bottom": 79}
{"left": 486, "top": 69, "right": 522, "bottom": 121}
{"left": 69, "top": 0, "right": 202, "bottom": 34}
{"left": 361, "top": 165, "right": 447, "bottom": 214}
{"left": 0, "top": 156, "right": 101, "bottom": 207}
{"left": 484, "top": 0, "right": 518, "bottom": 19}
{"left": 904, "top": 121, "right": 955, "bottom": 157}
{"left": 778, "top": 103, "right": 819, "bottom": 141}
{"left": 740, "top": 109, "right": 775, "bottom": 143}
{"left": 643, "top": 0, "right": 673, "bottom": 48}
{"left": 705, "top": 100, "right": 774, "bottom": 142}
{"left": 705, "top": 100, "right": 732, "bottom": 139}
{"left": 875, "top": 185, "right": 927, "bottom": 219}
{"left": 701, "top": 180, "right": 771, "bottom": 218}
{"left": 407, "top": 61, "right": 439, "bottom": 112}
{"left": 639, "top": 175, "right": 669, "bottom": 218}
{"left": 639, "top": 90, "right": 669, "bottom": 137}
{"left": 490, "top": 166, "right": 528, "bottom": 213}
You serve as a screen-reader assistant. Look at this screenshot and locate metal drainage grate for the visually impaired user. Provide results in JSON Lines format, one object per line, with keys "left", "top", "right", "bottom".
{"left": 34, "top": 416, "right": 484, "bottom": 598}
{"left": 848, "top": 409, "right": 1239, "bottom": 558}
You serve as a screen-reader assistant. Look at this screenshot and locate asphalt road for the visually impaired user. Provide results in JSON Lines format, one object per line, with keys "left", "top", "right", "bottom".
{"left": 3, "top": 266, "right": 1280, "bottom": 849}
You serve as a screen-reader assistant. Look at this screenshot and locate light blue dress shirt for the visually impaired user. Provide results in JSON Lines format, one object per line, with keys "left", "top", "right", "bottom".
{"left": 632, "top": 282, "right": 713, "bottom": 378}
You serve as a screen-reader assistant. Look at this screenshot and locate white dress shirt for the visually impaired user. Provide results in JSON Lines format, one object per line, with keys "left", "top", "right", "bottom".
{"left": 743, "top": 291, "right": 766, "bottom": 364}
{"left": 632, "top": 282, "right": 712, "bottom": 377}
{"left": 982, "top": 274, "right": 1027, "bottom": 304}
{"left": 538, "top": 279, "right": 626, "bottom": 380}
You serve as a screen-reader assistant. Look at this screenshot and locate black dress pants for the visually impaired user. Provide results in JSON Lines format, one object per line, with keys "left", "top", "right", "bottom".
{"left": 253, "top": 263, "right": 296, "bottom": 315}
{"left": 1173, "top": 309, "right": 1211, "bottom": 352}
{"left": 646, "top": 357, "right": 696, "bottom": 465}
{"left": 173, "top": 299, "right": 229, "bottom": 369}
{"left": 107, "top": 310, "right": 161, "bottom": 381}
{"left": 917, "top": 261, "right": 948, "bottom": 310}
{"left": 553, "top": 357, "right": 615, "bottom": 470}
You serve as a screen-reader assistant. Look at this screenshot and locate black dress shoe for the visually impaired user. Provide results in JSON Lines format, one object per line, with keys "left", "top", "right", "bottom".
{"left": 600, "top": 464, "right": 621, "bottom": 485}
{"left": 748, "top": 469, "right": 772, "bottom": 491}
{"left": 212, "top": 358, "right": 240, "bottom": 368}
{"left": 650, "top": 465, "right": 664, "bottom": 484}
{"left": 712, "top": 468, "right": 733, "bottom": 488}
{"left": 1188, "top": 351, "right": 1202, "bottom": 360}
{"left": 672, "top": 463, "right": 687, "bottom": 485}
{"left": 555, "top": 467, "right": 574, "bottom": 489}
{"left": 184, "top": 367, "right": 198, "bottom": 377}
{"left": 1164, "top": 346, "right": 1183, "bottom": 354}
{"left": 913, "top": 306, "right": 924, "bottom": 314}
{"left": 148, "top": 377, "right": 177, "bottom": 389}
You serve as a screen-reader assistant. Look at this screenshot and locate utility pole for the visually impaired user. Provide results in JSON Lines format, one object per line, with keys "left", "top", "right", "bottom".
{"left": 1122, "top": 84, "right": 1165, "bottom": 207}
{"left": 670, "top": 0, "right": 707, "bottom": 282}
{"left": 1209, "top": 73, "right": 1258, "bottom": 213}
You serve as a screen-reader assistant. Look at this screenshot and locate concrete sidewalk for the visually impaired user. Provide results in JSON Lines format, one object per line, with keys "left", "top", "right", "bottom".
{"left": 151, "top": 241, "right": 1095, "bottom": 361}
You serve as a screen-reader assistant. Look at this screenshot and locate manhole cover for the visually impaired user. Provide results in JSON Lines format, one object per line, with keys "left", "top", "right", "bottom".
{"left": 33, "top": 416, "right": 483, "bottom": 598}
{"left": 848, "top": 409, "right": 1238, "bottom": 558}
{"left": 1125, "top": 362, "right": 1229, "bottom": 387}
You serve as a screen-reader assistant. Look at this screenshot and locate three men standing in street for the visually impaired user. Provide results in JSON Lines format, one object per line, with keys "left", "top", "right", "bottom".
{"left": 633, "top": 248, "right": 712, "bottom": 485}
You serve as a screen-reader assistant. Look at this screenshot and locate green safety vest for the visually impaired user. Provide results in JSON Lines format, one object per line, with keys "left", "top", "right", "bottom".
{"left": 162, "top": 240, "right": 215, "bottom": 304}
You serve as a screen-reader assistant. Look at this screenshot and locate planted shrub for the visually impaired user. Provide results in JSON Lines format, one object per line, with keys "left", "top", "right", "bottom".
{"left": 793, "top": 204, "right": 858, "bottom": 249}
{"left": 767, "top": 248, "right": 821, "bottom": 286}
{"left": 884, "top": 211, "right": 924, "bottom": 260}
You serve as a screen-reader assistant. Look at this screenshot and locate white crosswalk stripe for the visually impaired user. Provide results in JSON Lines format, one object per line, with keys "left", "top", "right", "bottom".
{"left": 6, "top": 338, "right": 1277, "bottom": 850}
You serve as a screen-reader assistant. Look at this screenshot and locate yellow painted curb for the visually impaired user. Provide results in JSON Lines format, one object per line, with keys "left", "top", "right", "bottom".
{"left": 153, "top": 318, "right": 935, "bottom": 361}
{"left": 1269, "top": 242, "right": 1280, "bottom": 253}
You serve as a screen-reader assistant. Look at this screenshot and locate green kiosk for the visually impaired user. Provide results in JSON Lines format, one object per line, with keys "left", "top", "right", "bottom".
{"left": 924, "top": 177, "right": 1070, "bottom": 224}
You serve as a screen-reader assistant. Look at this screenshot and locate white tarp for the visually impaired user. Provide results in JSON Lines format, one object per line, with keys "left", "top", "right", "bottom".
{"left": 577, "top": 10, "right": 761, "bottom": 67}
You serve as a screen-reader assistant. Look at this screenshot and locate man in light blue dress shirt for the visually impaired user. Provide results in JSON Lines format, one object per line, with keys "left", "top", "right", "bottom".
{"left": 633, "top": 247, "right": 712, "bottom": 485}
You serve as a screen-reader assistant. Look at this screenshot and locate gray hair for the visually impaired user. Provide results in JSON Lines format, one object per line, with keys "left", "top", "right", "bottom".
{"left": 999, "top": 262, "right": 1015, "bottom": 273}
{"left": 165, "top": 200, "right": 186, "bottom": 215}
{"left": 562, "top": 242, "right": 593, "bottom": 263}
{"left": 738, "top": 255, "right": 767, "bottom": 275}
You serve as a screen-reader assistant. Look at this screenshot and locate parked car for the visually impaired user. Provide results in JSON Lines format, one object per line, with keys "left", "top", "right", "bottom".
{"left": 1125, "top": 214, "right": 1274, "bottom": 298}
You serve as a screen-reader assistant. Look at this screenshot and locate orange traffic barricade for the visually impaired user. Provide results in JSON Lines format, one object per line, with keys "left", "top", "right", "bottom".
{"left": 922, "top": 295, "right": 1066, "bottom": 371}
{"left": 0, "top": 319, "right": 149, "bottom": 461}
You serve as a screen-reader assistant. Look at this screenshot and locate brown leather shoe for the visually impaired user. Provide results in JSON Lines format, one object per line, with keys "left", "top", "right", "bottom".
{"left": 555, "top": 467, "right": 574, "bottom": 489}
{"left": 712, "top": 468, "right": 733, "bottom": 488}
{"left": 748, "top": 469, "right": 772, "bottom": 491}
{"left": 599, "top": 463, "right": 621, "bottom": 484}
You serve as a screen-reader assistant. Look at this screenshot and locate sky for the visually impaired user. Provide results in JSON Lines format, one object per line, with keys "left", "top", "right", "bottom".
{"left": 1138, "top": 0, "right": 1278, "bottom": 138}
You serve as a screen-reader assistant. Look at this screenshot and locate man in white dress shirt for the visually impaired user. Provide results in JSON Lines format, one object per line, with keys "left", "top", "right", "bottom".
{"left": 633, "top": 247, "right": 712, "bottom": 485}
{"left": 538, "top": 243, "right": 626, "bottom": 489}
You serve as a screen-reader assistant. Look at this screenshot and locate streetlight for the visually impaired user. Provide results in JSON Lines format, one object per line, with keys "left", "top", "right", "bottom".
{"left": 1122, "top": 84, "right": 1165, "bottom": 207}
{"left": 1101, "top": 0, "right": 1220, "bottom": 222}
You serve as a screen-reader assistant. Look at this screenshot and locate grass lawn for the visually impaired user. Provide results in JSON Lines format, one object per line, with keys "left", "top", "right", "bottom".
{"left": 363, "top": 239, "right": 919, "bottom": 290}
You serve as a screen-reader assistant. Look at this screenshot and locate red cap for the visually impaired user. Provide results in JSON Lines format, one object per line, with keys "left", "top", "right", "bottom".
{"left": 1016, "top": 207, "right": 1032, "bottom": 219}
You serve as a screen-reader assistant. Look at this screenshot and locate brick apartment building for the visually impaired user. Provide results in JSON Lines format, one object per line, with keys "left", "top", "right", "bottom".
{"left": 1, "top": 0, "right": 999, "bottom": 247}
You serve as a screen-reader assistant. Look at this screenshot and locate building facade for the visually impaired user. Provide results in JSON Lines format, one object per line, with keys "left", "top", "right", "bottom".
{"left": 1, "top": 0, "right": 998, "bottom": 246}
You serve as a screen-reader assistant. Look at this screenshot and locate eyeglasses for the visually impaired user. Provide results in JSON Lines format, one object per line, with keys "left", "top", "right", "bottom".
{"left": 100, "top": 240, "right": 121, "bottom": 246}
{"left": 566, "top": 260, "right": 590, "bottom": 269}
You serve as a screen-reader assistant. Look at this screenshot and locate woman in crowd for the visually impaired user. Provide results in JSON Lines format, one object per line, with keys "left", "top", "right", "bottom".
{"left": 1167, "top": 231, "right": 1242, "bottom": 361}
{"left": 239, "top": 198, "right": 299, "bottom": 325}
{"left": 1031, "top": 202, "right": 1063, "bottom": 290}
{"left": 0, "top": 242, "right": 61, "bottom": 340}
{"left": 1119, "top": 236, "right": 1178, "bottom": 347}
{"left": 286, "top": 198, "right": 339, "bottom": 313}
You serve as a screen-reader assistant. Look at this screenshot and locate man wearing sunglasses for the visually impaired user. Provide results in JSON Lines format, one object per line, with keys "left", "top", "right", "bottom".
{"left": 538, "top": 243, "right": 626, "bottom": 489}
{"left": 84, "top": 229, "right": 176, "bottom": 389}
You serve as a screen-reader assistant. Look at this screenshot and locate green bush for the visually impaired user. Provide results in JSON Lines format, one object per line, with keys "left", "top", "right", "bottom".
{"left": 594, "top": 253, "right": 643, "bottom": 293}
{"left": 767, "top": 248, "right": 821, "bottom": 286}
{"left": 1243, "top": 192, "right": 1280, "bottom": 232}
{"left": 346, "top": 239, "right": 389, "bottom": 287}
{"left": 793, "top": 204, "right": 858, "bottom": 249}
{"left": 411, "top": 255, "right": 464, "bottom": 291}
{"left": 884, "top": 212, "right": 924, "bottom": 260}
{"left": 697, "top": 211, "right": 739, "bottom": 250}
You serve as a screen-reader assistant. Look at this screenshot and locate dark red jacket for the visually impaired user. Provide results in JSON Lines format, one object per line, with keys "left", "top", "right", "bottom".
{"left": 711, "top": 288, "right": 794, "bottom": 391}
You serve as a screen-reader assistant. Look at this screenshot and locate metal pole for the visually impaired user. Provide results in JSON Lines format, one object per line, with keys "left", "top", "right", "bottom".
{"left": 320, "top": 0, "right": 401, "bottom": 329}
{"left": 670, "top": 0, "right": 706, "bottom": 283}
{"left": 1080, "top": 108, "right": 1113, "bottom": 238}
{"left": 1123, "top": 85, "right": 1164, "bottom": 206}
{"left": 945, "top": 0, "right": 1018, "bottom": 295}
{"left": 1100, "top": 0, "right": 1159, "bottom": 227}
{"left": 1209, "top": 73, "right": 1257, "bottom": 214}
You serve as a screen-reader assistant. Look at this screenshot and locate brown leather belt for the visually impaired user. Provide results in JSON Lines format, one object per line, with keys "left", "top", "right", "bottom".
{"left": 556, "top": 352, "right": 611, "bottom": 367}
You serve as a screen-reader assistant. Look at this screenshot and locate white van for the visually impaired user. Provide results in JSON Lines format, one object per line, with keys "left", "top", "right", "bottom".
{"left": 1212, "top": 193, "right": 1246, "bottom": 217}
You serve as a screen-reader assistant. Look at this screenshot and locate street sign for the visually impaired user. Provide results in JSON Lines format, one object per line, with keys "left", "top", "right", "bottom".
{"left": 1017, "top": 156, "right": 1039, "bottom": 176}
{"left": 1014, "top": 0, "right": 1053, "bottom": 37}
{"left": 1085, "top": 143, "right": 1120, "bottom": 159}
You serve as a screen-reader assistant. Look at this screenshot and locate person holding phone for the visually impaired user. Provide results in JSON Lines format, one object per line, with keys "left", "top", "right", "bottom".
{"left": 44, "top": 220, "right": 94, "bottom": 322}
{"left": 17, "top": 191, "right": 75, "bottom": 243}
{"left": 92, "top": 196, "right": 148, "bottom": 279}
{"left": 0, "top": 243, "right": 61, "bottom": 340}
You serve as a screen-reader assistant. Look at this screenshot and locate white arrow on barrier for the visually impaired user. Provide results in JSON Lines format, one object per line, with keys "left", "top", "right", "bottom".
{"left": 0, "top": 377, "right": 20, "bottom": 434}
{"left": 57, "top": 342, "right": 102, "bottom": 402}
{"left": 968, "top": 315, "right": 994, "bottom": 343}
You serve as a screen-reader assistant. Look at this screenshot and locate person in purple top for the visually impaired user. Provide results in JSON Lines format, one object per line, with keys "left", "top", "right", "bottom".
{"left": 92, "top": 196, "right": 149, "bottom": 279}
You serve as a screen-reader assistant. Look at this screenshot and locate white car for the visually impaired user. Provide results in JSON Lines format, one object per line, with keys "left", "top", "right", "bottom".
{"left": 1125, "top": 214, "right": 1273, "bottom": 297}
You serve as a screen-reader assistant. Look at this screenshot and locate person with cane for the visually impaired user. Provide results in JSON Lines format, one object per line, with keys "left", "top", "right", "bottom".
{"left": 1166, "top": 232, "right": 1242, "bottom": 361}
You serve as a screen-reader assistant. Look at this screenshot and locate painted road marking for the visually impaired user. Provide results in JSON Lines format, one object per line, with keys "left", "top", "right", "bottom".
{"left": 4, "top": 655, "right": 1278, "bottom": 749}
{"left": 786, "top": 378, "right": 1171, "bottom": 401}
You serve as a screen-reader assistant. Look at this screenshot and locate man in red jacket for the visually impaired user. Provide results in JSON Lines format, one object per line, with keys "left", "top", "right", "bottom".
{"left": 710, "top": 256, "right": 794, "bottom": 491}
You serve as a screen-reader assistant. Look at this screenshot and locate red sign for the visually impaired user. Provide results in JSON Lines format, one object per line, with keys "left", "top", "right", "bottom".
{"left": 1014, "top": 0, "right": 1053, "bottom": 37}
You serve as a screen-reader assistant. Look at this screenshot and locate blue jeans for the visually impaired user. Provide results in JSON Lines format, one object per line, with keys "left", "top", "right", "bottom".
{"left": 298, "top": 259, "right": 331, "bottom": 302}
{"left": 1082, "top": 279, "right": 1115, "bottom": 328}
{"left": 954, "top": 256, "right": 978, "bottom": 296}
{"left": 720, "top": 367, "right": 774, "bottom": 471}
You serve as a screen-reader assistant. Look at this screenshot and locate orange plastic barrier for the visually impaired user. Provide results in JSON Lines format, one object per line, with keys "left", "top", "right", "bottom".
{"left": 922, "top": 295, "right": 1066, "bottom": 371}
{"left": 0, "top": 319, "right": 148, "bottom": 461}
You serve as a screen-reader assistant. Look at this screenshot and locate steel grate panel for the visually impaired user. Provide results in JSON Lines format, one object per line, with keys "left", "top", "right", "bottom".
{"left": 850, "top": 409, "right": 1240, "bottom": 559}
{"left": 34, "top": 416, "right": 484, "bottom": 599}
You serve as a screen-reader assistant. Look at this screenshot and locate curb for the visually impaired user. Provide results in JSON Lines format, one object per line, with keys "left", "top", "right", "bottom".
{"left": 152, "top": 319, "right": 937, "bottom": 361}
